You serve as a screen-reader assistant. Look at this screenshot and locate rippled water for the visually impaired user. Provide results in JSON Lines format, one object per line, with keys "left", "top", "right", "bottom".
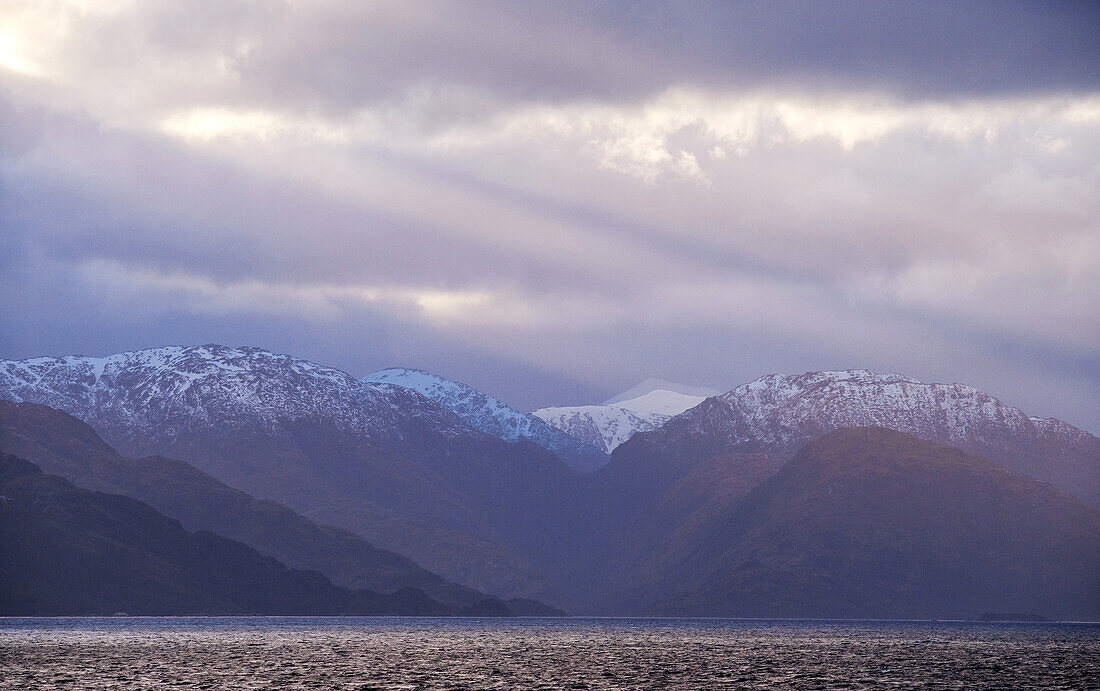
{"left": 1, "top": 617, "right": 1097, "bottom": 689}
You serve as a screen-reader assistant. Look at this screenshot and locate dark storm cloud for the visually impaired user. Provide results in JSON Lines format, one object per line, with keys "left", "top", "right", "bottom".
{"left": 572, "top": 1, "right": 1100, "bottom": 97}
{"left": 231, "top": 0, "right": 1100, "bottom": 115}
{"left": 55, "top": 1, "right": 1097, "bottom": 118}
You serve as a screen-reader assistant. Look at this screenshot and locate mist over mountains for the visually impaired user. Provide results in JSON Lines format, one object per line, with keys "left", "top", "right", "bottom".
{"left": 1, "top": 344, "right": 1097, "bottom": 619}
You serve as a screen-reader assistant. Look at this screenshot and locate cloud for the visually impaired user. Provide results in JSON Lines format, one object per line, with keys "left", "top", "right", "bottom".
{"left": 3, "top": 1, "right": 1097, "bottom": 123}
{"left": 0, "top": 1, "right": 1097, "bottom": 430}
{"left": 71, "top": 258, "right": 491, "bottom": 323}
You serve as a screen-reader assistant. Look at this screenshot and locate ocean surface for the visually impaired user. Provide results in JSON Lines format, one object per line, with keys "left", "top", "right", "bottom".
{"left": 1, "top": 617, "right": 1097, "bottom": 689}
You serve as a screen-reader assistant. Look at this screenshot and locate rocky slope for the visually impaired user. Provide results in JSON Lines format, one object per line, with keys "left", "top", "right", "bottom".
{"left": 364, "top": 368, "right": 608, "bottom": 472}
{"left": 0, "top": 344, "right": 467, "bottom": 457}
{"left": 574, "top": 369, "right": 1100, "bottom": 611}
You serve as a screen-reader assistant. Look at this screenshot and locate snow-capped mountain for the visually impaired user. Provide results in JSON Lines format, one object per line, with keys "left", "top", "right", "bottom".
{"left": 532, "top": 405, "right": 664, "bottom": 456}
{"left": 0, "top": 345, "right": 586, "bottom": 603}
{"left": 620, "top": 369, "right": 1100, "bottom": 507}
{"left": 0, "top": 344, "right": 465, "bottom": 453}
{"left": 601, "top": 378, "right": 719, "bottom": 406}
{"left": 672, "top": 369, "right": 1086, "bottom": 453}
{"left": 363, "top": 368, "right": 608, "bottom": 472}
{"left": 612, "top": 389, "right": 712, "bottom": 417}
{"left": 533, "top": 380, "right": 715, "bottom": 454}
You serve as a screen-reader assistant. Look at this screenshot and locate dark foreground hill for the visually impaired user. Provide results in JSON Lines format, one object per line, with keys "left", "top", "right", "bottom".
{"left": 0, "top": 454, "right": 472, "bottom": 616}
{"left": 627, "top": 427, "right": 1100, "bottom": 620}
{"left": 0, "top": 399, "right": 494, "bottom": 608}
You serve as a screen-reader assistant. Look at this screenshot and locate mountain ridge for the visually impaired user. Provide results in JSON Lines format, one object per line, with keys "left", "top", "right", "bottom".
{"left": 364, "top": 367, "right": 608, "bottom": 472}
{"left": 3, "top": 347, "right": 1098, "bottom": 616}
{"left": 601, "top": 378, "right": 720, "bottom": 406}
{"left": 615, "top": 368, "right": 1099, "bottom": 508}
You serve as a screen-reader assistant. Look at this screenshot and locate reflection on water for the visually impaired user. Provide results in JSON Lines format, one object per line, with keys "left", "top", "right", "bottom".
{"left": 1, "top": 617, "right": 1097, "bottom": 689}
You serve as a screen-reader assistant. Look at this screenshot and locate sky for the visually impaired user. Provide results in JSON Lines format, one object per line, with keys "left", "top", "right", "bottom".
{"left": 0, "top": 1, "right": 1098, "bottom": 430}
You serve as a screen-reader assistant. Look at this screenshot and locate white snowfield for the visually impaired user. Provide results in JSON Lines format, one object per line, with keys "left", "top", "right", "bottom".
{"left": 613, "top": 389, "right": 710, "bottom": 417}
{"left": 601, "top": 378, "right": 719, "bottom": 406}
{"left": 533, "top": 382, "right": 715, "bottom": 454}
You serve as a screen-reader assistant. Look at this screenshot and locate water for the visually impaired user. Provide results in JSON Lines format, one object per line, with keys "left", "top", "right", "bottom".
{"left": 1, "top": 617, "right": 1097, "bottom": 689}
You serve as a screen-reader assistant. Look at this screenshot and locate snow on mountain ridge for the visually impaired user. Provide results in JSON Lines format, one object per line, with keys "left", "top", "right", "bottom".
{"left": 0, "top": 345, "right": 471, "bottom": 452}
{"left": 535, "top": 379, "right": 715, "bottom": 454}
{"left": 531, "top": 405, "right": 667, "bottom": 455}
{"left": 626, "top": 368, "right": 1100, "bottom": 509}
{"left": 363, "top": 367, "right": 609, "bottom": 472}
{"left": 365, "top": 368, "right": 528, "bottom": 439}
{"left": 669, "top": 368, "right": 1089, "bottom": 453}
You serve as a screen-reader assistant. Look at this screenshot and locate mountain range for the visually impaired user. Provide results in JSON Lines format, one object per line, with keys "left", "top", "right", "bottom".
{"left": 0, "top": 345, "right": 584, "bottom": 605}
{"left": 1, "top": 345, "right": 1097, "bottom": 619}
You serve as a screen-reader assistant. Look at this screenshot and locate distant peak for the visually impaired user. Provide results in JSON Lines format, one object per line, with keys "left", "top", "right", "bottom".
{"left": 601, "top": 378, "right": 720, "bottom": 406}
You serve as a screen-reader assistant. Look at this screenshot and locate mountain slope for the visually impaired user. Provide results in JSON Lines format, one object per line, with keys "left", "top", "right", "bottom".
{"left": 534, "top": 380, "right": 711, "bottom": 454}
{"left": 0, "top": 454, "right": 456, "bottom": 616}
{"left": 0, "top": 345, "right": 582, "bottom": 604}
{"left": 532, "top": 404, "right": 666, "bottom": 455}
{"left": 0, "top": 399, "right": 489, "bottom": 607}
{"left": 612, "top": 369, "right": 1100, "bottom": 508}
{"left": 364, "top": 368, "right": 608, "bottom": 472}
{"left": 633, "top": 428, "right": 1100, "bottom": 619}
